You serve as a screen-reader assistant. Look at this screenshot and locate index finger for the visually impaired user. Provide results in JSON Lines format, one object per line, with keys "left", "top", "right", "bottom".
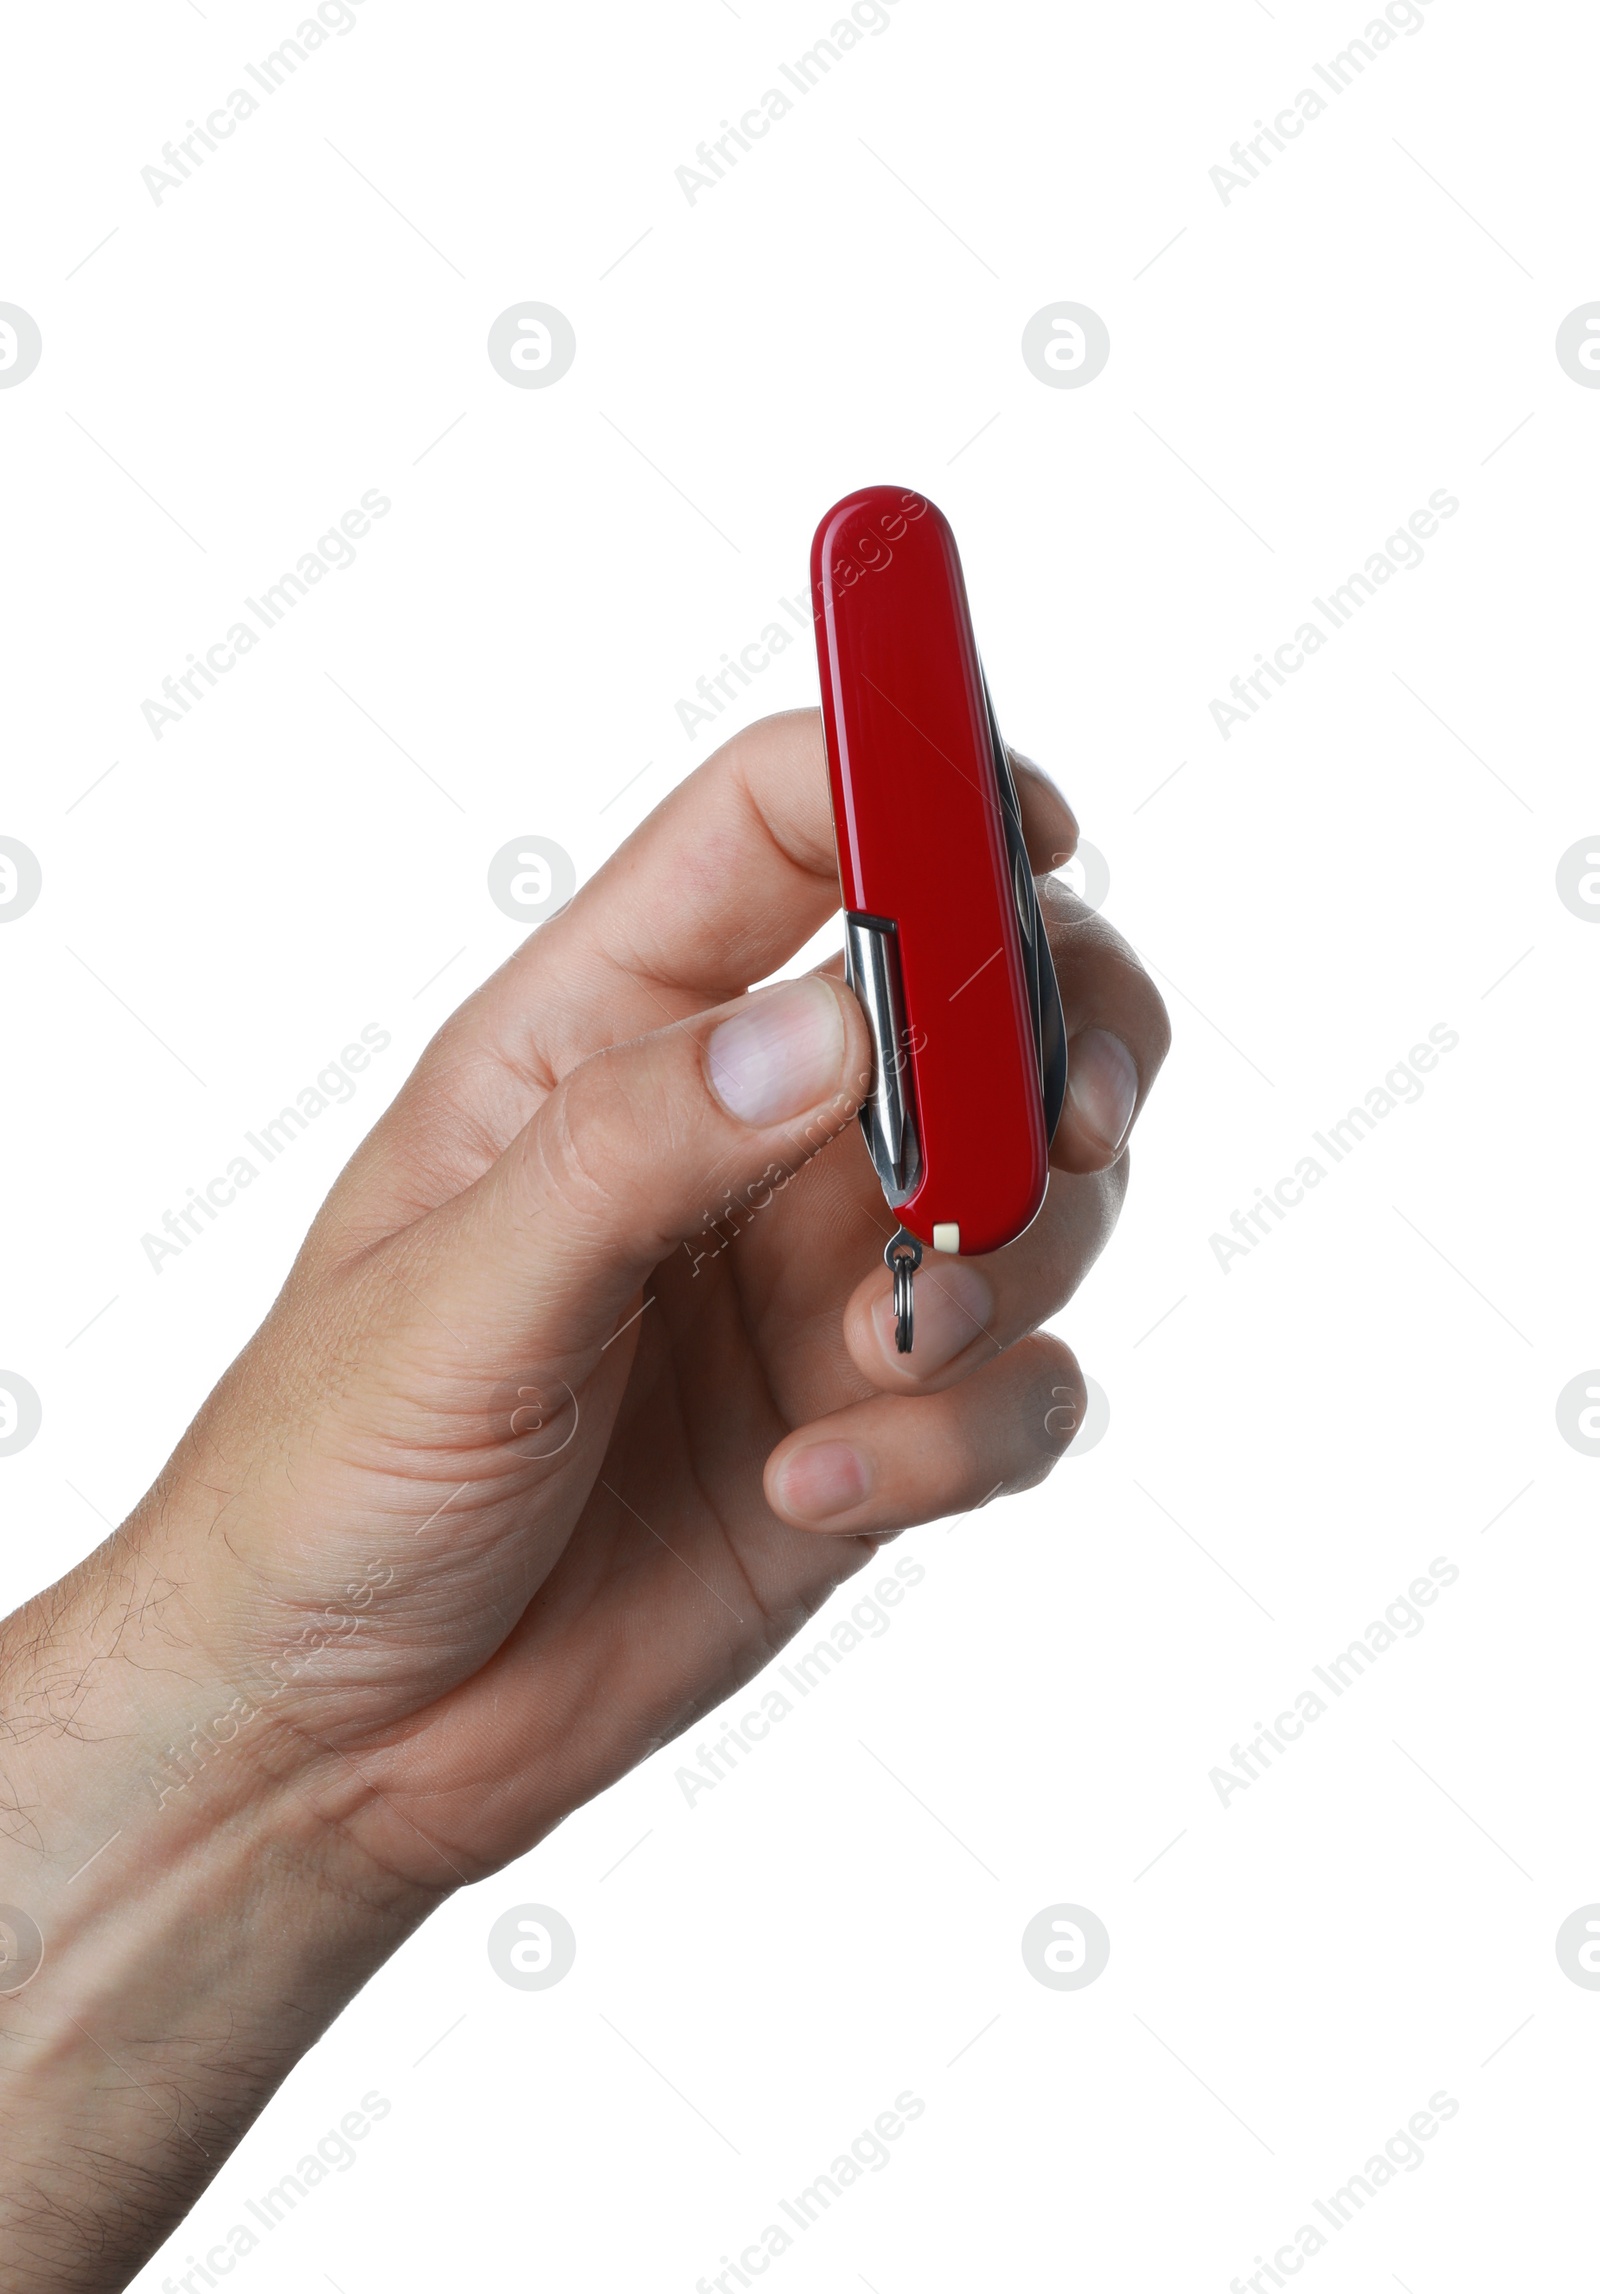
{"left": 520, "top": 713, "right": 1079, "bottom": 1061}
{"left": 432, "top": 709, "right": 1076, "bottom": 1099}
{"left": 323, "top": 710, "right": 1079, "bottom": 1245}
{"left": 537, "top": 707, "right": 845, "bottom": 1058}
{"left": 321, "top": 711, "right": 848, "bottom": 1248}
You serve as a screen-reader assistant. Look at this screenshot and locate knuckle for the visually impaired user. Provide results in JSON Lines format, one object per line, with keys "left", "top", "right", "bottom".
{"left": 1013, "top": 1335, "right": 1086, "bottom": 1484}
{"left": 533, "top": 1049, "right": 651, "bottom": 1232}
{"left": 1026, "top": 1166, "right": 1127, "bottom": 1316}
{"left": 1040, "top": 898, "right": 1172, "bottom": 1075}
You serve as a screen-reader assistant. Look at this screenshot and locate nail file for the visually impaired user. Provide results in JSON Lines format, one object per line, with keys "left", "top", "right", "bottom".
{"left": 810, "top": 485, "right": 1067, "bottom": 1350}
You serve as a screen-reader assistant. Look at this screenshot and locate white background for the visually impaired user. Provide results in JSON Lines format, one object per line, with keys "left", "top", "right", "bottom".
{"left": 3, "top": 0, "right": 1598, "bottom": 2286}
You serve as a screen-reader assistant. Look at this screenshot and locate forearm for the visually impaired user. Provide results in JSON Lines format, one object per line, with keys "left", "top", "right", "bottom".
{"left": 0, "top": 1531, "right": 440, "bottom": 2293}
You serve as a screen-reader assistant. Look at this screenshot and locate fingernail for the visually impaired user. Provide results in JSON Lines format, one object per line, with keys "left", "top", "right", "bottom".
{"left": 1066, "top": 1029, "right": 1138, "bottom": 1156}
{"left": 774, "top": 1440, "right": 871, "bottom": 1524}
{"left": 708, "top": 978, "right": 844, "bottom": 1127}
{"left": 872, "top": 1259, "right": 995, "bottom": 1375}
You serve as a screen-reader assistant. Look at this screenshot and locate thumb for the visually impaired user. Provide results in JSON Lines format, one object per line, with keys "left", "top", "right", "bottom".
{"left": 417, "top": 973, "right": 870, "bottom": 1359}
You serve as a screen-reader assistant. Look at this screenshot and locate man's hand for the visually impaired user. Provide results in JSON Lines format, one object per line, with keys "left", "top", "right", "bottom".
{"left": 0, "top": 709, "right": 1167, "bottom": 2289}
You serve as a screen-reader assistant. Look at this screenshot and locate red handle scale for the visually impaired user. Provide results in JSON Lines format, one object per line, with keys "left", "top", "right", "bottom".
{"left": 811, "top": 486, "right": 1061, "bottom": 1260}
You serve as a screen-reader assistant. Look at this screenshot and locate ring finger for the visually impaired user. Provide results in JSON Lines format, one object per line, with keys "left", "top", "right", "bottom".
{"left": 765, "top": 1334, "right": 1087, "bottom": 1534}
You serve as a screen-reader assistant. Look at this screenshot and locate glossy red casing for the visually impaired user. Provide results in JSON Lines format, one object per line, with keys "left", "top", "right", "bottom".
{"left": 811, "top": 485, "right": 1049, "bottom": 1258}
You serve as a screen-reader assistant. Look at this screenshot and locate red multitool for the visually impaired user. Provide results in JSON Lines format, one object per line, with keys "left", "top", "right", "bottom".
{"left": 811, "top": 485, "right": 1067, "bottom": 1351}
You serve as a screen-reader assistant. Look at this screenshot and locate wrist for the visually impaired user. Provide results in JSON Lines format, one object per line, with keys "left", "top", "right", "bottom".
{"left": 0, "top": 1536, "right": 440, "bottom": 2293}
{"left": 0, "top": 1502, "right": 451, "bottom": 1913}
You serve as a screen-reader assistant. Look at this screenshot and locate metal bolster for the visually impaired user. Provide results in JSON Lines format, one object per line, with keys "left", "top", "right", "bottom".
{"left": 843, "top": 913, "right": 921, "bottom": 1206}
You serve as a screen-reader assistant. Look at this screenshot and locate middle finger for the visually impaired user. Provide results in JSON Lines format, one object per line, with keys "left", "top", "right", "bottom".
{"left": 840, "top": 1158, "right": 1130, "bottom": 1393}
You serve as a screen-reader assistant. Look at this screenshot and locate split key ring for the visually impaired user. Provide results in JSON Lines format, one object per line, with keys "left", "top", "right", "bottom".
{"left": 885, "top": 1228, "right": 923, "bottom": 1355}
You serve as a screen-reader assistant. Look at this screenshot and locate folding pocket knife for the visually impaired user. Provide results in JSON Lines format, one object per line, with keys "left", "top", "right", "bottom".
{"left": 810, "top": 485, "right": 1067, "bottom": 1349}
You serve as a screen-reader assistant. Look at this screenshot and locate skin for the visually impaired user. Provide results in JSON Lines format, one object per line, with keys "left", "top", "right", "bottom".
{"left": 0, "top": 709, "right": 1168, "bottom": 2289}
